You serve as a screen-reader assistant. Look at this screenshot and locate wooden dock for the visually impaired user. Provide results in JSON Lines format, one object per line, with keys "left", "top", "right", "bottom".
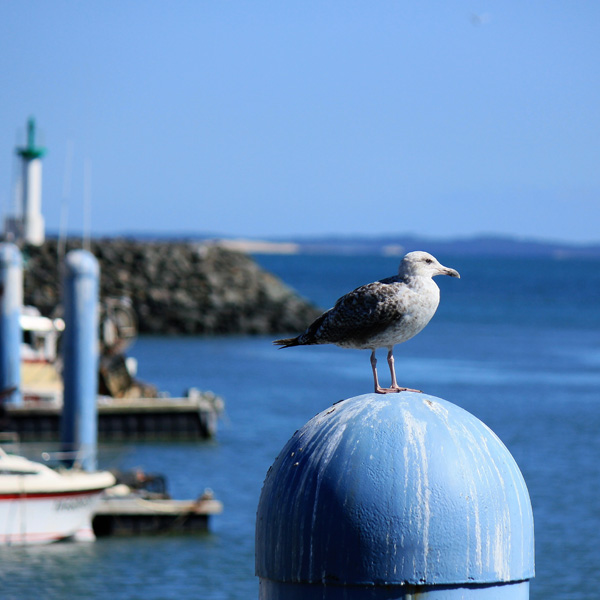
{"left": 92, "top": 494, "right": 223, "bottom": 537}
{"left": 4, "top": 393, "right": 224, "bottom": 441}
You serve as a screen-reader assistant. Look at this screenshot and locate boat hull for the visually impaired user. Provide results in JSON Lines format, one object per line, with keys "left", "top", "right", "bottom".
{"left": 0, "top": 487, "right": 107, "bottom": 545}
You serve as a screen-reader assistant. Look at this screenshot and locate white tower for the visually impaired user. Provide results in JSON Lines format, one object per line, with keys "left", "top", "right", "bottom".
{"left": 6, "top": 118, "right": 46, "bottom": 246}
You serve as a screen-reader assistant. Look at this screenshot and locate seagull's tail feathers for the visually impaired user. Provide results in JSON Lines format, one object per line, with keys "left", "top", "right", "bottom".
{"left": 274, "top": 310, "right": 329, "bottom": 348}
{"left": 273, "top": 336, "right": 301, "bottom": 348}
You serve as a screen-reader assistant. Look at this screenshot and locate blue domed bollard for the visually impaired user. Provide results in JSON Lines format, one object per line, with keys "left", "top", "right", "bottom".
{"left": 256, "top": 393, "right": 534, "bottom": 599}
{"left": 60, "top": 250, "right": 100, "bottom": 472}
{"left": 0, "top": 243, "right": 23, "bottom": 405}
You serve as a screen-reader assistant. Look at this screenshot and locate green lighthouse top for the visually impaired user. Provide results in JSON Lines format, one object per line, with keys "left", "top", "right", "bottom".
{"left": 16, "top": 118, "right": 46, "bottom": 159}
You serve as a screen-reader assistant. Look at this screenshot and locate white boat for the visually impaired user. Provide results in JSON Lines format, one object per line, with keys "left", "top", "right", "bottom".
{"left": 0, "top": 448, "right": 115, "bottom": 545}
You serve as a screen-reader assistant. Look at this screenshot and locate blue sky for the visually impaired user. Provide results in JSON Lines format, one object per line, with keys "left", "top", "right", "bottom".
{"left": 1, "top": 2, "right": 599, "bottom": 243}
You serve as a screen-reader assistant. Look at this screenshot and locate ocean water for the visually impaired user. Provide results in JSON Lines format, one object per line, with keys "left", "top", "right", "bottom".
{"left": 1, "top": 254, "right": 599, "bottom": 600}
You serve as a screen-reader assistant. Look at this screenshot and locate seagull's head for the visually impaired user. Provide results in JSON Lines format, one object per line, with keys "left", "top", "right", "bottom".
{"left": 399, "top": 251, "right": 461, "bottom": 279}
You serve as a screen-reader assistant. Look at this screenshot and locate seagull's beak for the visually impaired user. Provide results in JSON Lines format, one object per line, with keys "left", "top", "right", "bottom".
{"left": 442, "top": 266, "right": 460, "bottom": 278}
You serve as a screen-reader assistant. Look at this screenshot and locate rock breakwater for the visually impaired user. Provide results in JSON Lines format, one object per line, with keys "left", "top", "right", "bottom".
{"left": 23, "top": 239, "right": 320, "bottom": 335}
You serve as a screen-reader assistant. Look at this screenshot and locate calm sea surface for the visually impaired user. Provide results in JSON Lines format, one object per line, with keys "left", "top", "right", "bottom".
{"left": 1, "top": 254, "right": 599, "bottom": 599}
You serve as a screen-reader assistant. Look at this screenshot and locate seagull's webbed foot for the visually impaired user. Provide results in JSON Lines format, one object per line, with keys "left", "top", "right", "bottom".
{"left": 374, "top": 385, "right": 423, "bottom": 394}
{"left": 388, "top": 385, "right": 423, "bottom": 394}
{"left": 375, "top": 385, "right": 397, "bottom": 394}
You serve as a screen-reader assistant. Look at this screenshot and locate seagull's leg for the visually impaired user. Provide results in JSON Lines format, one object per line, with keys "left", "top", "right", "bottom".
{"left": 388, "top": 348, "right": 399, "bottom": 389}
{"left": 370, "top": 350, "right": 388, "bottom": 394}
{"left": 387, "top": 348, "right": 422, "bottom": 394}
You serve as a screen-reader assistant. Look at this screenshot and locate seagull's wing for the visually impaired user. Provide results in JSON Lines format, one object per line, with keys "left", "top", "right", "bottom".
{"left": 302, "top": 279, "right": 410, "bottom": 346}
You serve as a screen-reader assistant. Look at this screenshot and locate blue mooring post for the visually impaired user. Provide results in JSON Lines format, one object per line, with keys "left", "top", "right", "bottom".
{"left": 0, "top": 243, "right": 22, "bottom": 406}
{"left": 256, "top": 393, "right": 534, "bottom": 599}
{"left": 60, "top": 250, "right": 99, "bottom": 472}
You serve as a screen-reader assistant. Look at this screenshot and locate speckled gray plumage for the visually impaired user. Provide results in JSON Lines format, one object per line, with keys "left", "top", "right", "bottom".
{"left": 274, "top": 251, "right": 460, "bottom": 394}
{"left": 294, "top": 273, "right": 440, "bottom": 349}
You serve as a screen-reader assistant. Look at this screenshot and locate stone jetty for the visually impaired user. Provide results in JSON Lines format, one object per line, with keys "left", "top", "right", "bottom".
{"left": 22, "top": 238, "right": 320, "bottom": 335}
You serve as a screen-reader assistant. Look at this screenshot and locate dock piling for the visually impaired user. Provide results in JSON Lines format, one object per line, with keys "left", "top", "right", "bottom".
{"left": 60, "top": 250, "right": 100, "bottom": 471}
{"left": 0, "top": 243, "right": 23, "bottom": 406}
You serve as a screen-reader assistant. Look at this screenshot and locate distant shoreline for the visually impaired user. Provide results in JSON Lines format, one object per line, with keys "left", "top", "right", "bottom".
{"left": 45, "top": 233, "right": 600, "bottom": 258}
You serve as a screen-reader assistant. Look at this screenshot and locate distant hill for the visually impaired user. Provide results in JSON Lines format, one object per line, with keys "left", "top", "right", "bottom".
{"left": 284, "top": 234, "right": 600, "bottom": 258}
{"left": 57, "top": 232, "right": 600, "bottom": 258}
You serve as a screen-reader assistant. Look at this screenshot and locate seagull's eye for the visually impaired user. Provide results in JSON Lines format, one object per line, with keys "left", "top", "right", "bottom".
{"left": 425, "top": 258, "right": 433, "bottom": 264}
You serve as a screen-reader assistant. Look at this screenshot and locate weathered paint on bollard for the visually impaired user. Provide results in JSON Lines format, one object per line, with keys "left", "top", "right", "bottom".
{"left": 60, "top": 250, "right": 100, "bottom": 471}
{"left": 256, "top": 392, "right": 534, "bottom": 599}
{"left": 0, "top": 243, "right": 22, "bottom": 405}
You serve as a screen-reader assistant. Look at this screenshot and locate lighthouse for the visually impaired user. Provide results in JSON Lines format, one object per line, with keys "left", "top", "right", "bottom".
{"left": 5, "top": 118, "right": 46, "bottom": 246}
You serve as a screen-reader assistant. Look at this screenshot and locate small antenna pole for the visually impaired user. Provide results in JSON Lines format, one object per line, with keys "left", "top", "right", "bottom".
{"left": 83, "top": 158, "right": 92, "bottom": 252}
{"left": 58, "top": 140, "right": 74, "bottom": 262}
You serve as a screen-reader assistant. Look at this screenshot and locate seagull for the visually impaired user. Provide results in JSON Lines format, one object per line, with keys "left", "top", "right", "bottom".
{"left": 274, "top": 251, "right": 460, "bottom": 394}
